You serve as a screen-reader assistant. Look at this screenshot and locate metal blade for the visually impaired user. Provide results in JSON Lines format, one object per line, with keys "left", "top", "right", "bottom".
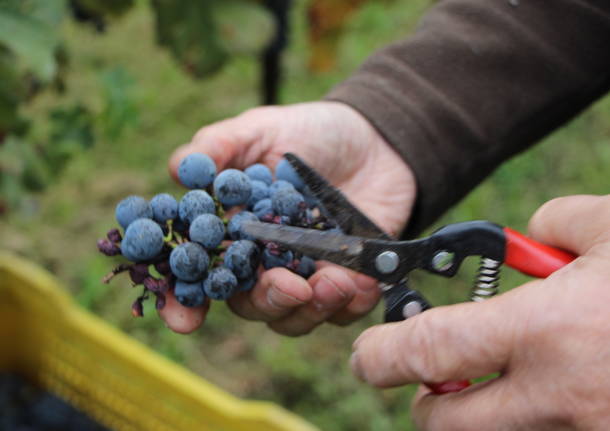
{"left": 284, "top": 153, "right": 389, "bottom": 240}
{"left": 243, "top": 221, "right": 366, "bottom": 273}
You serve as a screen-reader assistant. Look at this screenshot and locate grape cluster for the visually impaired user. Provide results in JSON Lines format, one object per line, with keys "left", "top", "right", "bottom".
{"left": 97, "top": 154, "right": 335, "bottom": 318}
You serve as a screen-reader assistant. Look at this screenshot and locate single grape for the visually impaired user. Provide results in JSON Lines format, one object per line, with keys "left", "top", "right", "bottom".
{"left": 262, "top": 247, "right": 294, "bottom": 270}
{"left": 272, "top": 188, "right": 305, "bottom": 221}
{"left": 203, "top": 267, "right": 238, "bottom": 300}
{"left": 129, "top": 263, "right": 150, "bottom": 284}
{"left": 227, "top": 211, "right": 259, "bottom": 240}
{"left": 178, "top": 153, "right": 216, "bottom": 189}
{"left": 224, "top": 240, "right": 260, "bottom": 279}
{"left": 150, "top": 193, "right": 178, "bottom": 223}
{"left": 190, "top": 214, "right": 225, "bottom": 249}
{"left": 169, "top": 242, "right": 209, "bottom": 282}
{"left": 213, "top": 169, "right": 252, "bottom": 206}
{"left": 275, "top": 158, "right": 304, "bottom": 190}
{"left": 247, "top": 180, "right": 270, "bottom": 208}
{"left": 295, "top": 256, "right": 316, "bottom": 278}
{"left": 178, "top": 190, "right": 215, "bottom": 224}
{"left": 239, "top": 276, "right": 257, "bottom": 292}
{"left": 269, "top": 180, "right": 295, "bottom": 198}
{"left": 245, "top": 163, "right": 273, "bottom": 185}
{"left": 174, "top": 279, "right": 206, "bottom": 307}
{"left": 253, "top": 198, "right": 273, "bottom": 219}
{"left": 115, "top": 195, "right": 152, "bottom": 229}
{"left": 121, "top": 218, "right": 164, "bottom": 262}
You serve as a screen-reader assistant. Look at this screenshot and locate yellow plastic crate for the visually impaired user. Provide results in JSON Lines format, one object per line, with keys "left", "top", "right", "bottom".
{"left": 0, "top": 251, "right": 318, "bottom": 431}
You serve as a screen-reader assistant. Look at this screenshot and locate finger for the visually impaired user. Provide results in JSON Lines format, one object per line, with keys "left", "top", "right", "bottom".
{"left": 311, "top": 263, "right": 381, "bottom": 326}
{"left": 350, "top": 286, "right": 533, "bottom": 388}
{"left": 528, "top": 195, "right": 610, "bottom": 255}
{"left": 227, "top": 267, "right": 313, "bottom": 322}
{"left": 158, "top": 290, "right": 210, "bottom": 334}
{"left": 267, "top": 266, "right": 358, "bottom": 336}
{"left": 168, "top": 111, "right": 270, "bottom": 182}
{"left": 411, "top": 378, "right": 533, "bottom": 431}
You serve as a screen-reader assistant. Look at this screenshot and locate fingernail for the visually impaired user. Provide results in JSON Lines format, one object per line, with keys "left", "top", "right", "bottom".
{"left": 266, "top": 281, "right": 304, "bottom": 309}
{"left": 313, "top": 275, "right": 347, "bottom": 311}
{"left": 350, "top": 351, "right": 365, "bottom": 382}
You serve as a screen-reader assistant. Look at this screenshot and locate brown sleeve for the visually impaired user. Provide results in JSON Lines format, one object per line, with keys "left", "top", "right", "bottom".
{"left": 325, "top": 0, "right": 610, "bottom": 238}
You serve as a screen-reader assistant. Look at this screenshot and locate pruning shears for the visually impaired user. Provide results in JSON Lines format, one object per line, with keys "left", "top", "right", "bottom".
{"left": 243, "top": 153, "right": 576, "bottom": 394}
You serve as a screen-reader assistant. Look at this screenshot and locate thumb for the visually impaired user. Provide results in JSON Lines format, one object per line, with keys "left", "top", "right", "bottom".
{"left": 168, "top": 109, "right": 273, "bottom": 183}
{"left": 349, "top": 286, "right": 531, "bottom": 388}
{"left": 528, "top": 194, "right": 610, "bottom": 256}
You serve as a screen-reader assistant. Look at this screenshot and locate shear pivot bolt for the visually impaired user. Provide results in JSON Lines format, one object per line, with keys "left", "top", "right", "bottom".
{"left": 375, "top": 251, "right": 399, "bottom": 274}
{"left": 402, "top": 301, "right": 423, "bottom": 319}
{"left": 432, "top": 250, "right": 454, "bottom": 272}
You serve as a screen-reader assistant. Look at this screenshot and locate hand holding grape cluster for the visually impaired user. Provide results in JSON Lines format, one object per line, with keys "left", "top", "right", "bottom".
{"left": 97, "top": 153, "right": 336, "bottom": 329}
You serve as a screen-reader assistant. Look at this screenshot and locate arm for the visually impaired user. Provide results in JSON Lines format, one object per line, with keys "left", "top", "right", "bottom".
{"left": 326, "top": 0, "right": 610, "bottom": 236}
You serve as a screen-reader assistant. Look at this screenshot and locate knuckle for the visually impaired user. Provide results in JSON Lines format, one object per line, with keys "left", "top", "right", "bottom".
{"left": 404, "top": 314, "right": 448, "bottom": 382}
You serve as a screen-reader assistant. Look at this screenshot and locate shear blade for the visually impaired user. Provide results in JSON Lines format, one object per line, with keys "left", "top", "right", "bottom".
{"left": 242, "top": 221, "right": 366, "bottom": 273}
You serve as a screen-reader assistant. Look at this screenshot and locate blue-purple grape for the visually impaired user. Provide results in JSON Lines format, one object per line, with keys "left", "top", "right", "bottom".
{"left": 203, "top": 267, "right": 238, "bottom": 300}
{"left": 227, "top": 211, "right": 259, "bottom": 240}
{"left": 120, "top": 218, "right": 164, "bottom": 262}
{"left": 178, "top": 190, "right": 215, "bottom": 224}
{"left": 253, "top": 198, "right": 273, "bottom": 219}
{"left": 247, "top": 180, "right": 270, "bottom": 208}
{"left": 115, "top": 195, "right": 152, "bottom": 229}
{"left": 269, "top": 180, "right": 295, "bottom": 198}
{"left": 262, "top": 248, "right": 294, "bottom": 270}
{"left": 213, "top": 169, "right": 252, "bottom": 206}
{"left": 275, "top": 158, "right": 304, "bottom": 190}
{"left": 224, "top": 240, "right": 260, "bottom": 279}
{"left": 245, "top": 163, "right": 273, "bottom": 185}
{"left": 239, "top": 276, "right": 257, "bottom": 292}
{"left": 169, "top": 242, "right": 209, "bottom": 281}
{"left": 272, "top": 188, "right": 305, "bottom": 221}
{"left": 189, "top": 214, "right": 225, "bottom": 249}
{"left": 178, "top": 153, "right": 216, "bottom": 189}
{"left": 150, "top": 193, "right": 178, "bottom": 223}
{"left": 174, "top": 279, "right": 206, "bottom": 307}
{"left": 296, "top": 256, "right": 316, "bottom": 278}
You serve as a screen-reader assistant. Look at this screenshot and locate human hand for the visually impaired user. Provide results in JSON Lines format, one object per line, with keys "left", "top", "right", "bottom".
{"left": 164, "top": 101, "right": 417, "bottom": 335}
{"left": 350, "top": 195, "right": 610, "bottom": 430}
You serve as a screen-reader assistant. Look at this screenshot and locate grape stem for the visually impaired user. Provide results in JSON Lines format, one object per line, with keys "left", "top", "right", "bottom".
{"left": 102, "top": 263, "right": 132, "bottom": 284}
{"left": 163, "top": 219, "right": 174, "bottom": 242}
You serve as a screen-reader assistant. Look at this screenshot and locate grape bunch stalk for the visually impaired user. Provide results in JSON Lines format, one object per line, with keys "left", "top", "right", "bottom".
{"left": 97, "top": 153, "right": 336, "bottom": 322}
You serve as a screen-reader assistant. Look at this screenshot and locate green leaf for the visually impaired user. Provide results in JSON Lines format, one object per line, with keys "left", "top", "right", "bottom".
{"left": 151, "top": 0, "right": 229, "bottom": 78}
{"left": 0, "top": 5, "right": 60, "bottom": 81}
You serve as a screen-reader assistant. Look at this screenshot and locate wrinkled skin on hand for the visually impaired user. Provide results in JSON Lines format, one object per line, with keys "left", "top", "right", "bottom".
{"left": 351, "top": 195, "right": 610, "bottom": 431}
{"left": 163, "top": 101, "right": 417, "bottom": 335}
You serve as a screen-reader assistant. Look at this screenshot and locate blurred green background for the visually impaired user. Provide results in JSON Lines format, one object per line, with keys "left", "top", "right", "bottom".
{"left": 1, "top": 0, "right": 610, "bottom": 430}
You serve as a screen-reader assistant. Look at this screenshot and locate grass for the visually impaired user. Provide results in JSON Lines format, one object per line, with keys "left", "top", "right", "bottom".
{"left": 2, "top": 1, "right": 610, "bottom": 430}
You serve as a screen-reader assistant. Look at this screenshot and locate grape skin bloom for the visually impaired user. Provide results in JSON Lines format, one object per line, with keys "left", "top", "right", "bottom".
{"left": 150, "top": 193, "right": 178, "bottom": 223}
{"left": 115, "top": 195, "right": 152, "bottom": 229}
{"left": 245, "top": 163, "right": 273, "bottom": 185}
{"left": 224, "top": 240, "right": 260, "bottom": 280}
{"left": 272, "top": 188, "right": 305, "bottom": 221}
{"left": 174, "top": 279, "right": 206, "bottom": 307}
{"left": 178, "top": 190, "right": 215, "bottom": 224}
{"left": 190, "top": 214, "right": 225, "bottom": 249}
{"left": 204, "top": 267, "right": 238, "bottom": 300}
{"left": 247, "top": 180, "right": 270, "bottom": 209}
{"left": 213, "top": 169, "right": 252, "bottom": 206}
{"left": 275, "top": 158, "right": 304, "bottom": 190}
{"left": 178, "top": 153, "right": 217, "bottom": 189}
{"left": 227, "top": 211, "right": 259, "bottom": 240}
{"left": 121, "top": 218, "right": 164, "bottom": 262}
{"left": 169, "top": 242, "right": 209, "bottom": 282}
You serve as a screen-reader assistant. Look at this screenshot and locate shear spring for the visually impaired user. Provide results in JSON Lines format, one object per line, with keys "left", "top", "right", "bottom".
{"left": 470, "top": 257, "right": 501, "bottom": 302}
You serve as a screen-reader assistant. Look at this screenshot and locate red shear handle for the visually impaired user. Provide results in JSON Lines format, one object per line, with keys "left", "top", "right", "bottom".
{"left": 427, "top": 380, "right": 471, "bottom": 394}
{"left": 503, "top": 227, "right": 577, "bottom": 278}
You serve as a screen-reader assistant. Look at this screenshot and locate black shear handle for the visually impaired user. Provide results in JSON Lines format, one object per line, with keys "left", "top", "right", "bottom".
{"left": 382, "top": 282, "right": 471, "bottom": 394}
{"left": 383, "top": 282, "right": 430, "bottom": 323}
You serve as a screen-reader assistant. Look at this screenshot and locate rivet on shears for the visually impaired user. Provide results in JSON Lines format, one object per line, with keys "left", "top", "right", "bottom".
{"left": 431, "top": 250, "right": 455, "bottom": 272}
{"left": 375, "top": 251, "right": 399, "bottom": 274}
